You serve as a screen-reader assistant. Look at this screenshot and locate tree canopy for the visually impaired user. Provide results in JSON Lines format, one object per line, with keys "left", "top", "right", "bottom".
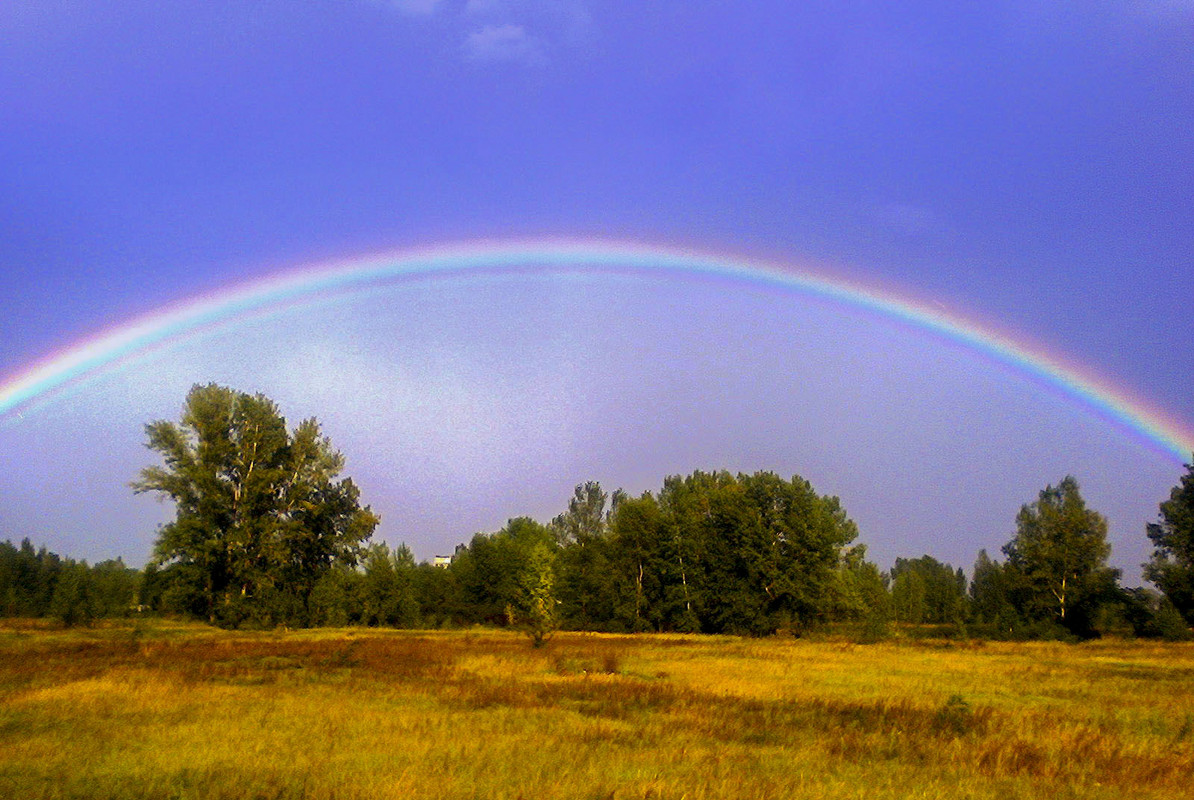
{"left": 890, "top": 555, "right": 968, "bottom": 625}
{"left": 132, "top": 383, "right": 378, "bottom": 627}
{"left": 1144, "top": 461, "right": 1194, "bottom": 624}
{"left": 1002, "top": 476, "right": 1117, "bottom": 636}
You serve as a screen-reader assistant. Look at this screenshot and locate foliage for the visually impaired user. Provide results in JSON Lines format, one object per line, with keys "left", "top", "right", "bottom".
{"left": 430, "top": 472, "right": 860, "bottom": 638}
{"left": 597, "top": 471, "right": 860, "bottom": 635}
{"left": 890, "top": 555, "right": 968, "bottom": 625}
{"left": 1144, "top": 460, "right": 1194, "bottom": 625}
{"left": 1120, "top": 587, "right": 1193, "bottom": 641}
{"left": 0, "top": 540, "right": 139, "bottom": 625}
{"left": 0, "top": 539, "right": 61, "bottom": 617}
{"left": 550, "top": 482, "right": 617, "bottom": 629}
{"left": 451, "top": 517, "right": 557, "bottom": 629}
{"left": 13, "top": 452, "right": 1191, "bottom": 644}
{"left": 968, "top": 549, "right": 1026, "bottom": 638}
{"left": 359, "top": 543, "right": 420, "bottom": 627}
{"left": 1001, "top": 476, "right": 1118, "bottom": 637}
{"left": 48, "top": 561, "right": 95, "bottom": 627}
{"left": 308, "top": 564, "right": 359, "bottom": 627}
{"left": 516, "top": 540, "right": 558, "bottom": 647}
{"left": 606, "top": 490, "right": 666, "bottom": 632}
{"left": 132, "top": 383, "right": 379, "bottom": 628}
{"left": 832, "top": 545, "right": 890, "bottom": 620}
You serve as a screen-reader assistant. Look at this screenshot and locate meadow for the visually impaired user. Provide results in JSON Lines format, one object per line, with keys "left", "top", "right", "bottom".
{"left": 1, "top": 621, "right": 1192, "bottom": 800}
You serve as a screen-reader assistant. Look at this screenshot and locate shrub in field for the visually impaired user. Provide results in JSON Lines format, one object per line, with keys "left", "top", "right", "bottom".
{"left": 1117, "top": 587, "right": 1192, "bottom": 641}
{"left": 934, "top": 694, "right": 976, "bottom": 736}
{"left": 49, "top": 562, "right": 94, "bottom": 628}
{"left": 517, "top": 541, "right": 558, "bottom": 648}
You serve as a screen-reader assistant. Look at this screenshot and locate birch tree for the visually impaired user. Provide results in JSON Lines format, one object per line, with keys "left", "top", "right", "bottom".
{"left": 1002, "top": 476, "right": 1115, "bottom": 634}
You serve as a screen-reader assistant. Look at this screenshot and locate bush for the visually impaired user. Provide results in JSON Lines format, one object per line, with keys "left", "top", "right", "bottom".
{"left": 1154, "top": 599, "right": 1193, "bottom": 642}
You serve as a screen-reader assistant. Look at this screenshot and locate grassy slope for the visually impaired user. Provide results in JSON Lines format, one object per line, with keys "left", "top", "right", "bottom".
{"left": 1, "top": 621, "right": 1191, "bottom": 800}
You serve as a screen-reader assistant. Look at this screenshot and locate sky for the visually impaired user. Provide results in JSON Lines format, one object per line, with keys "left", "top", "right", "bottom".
{"left": 1, "top": 1, "right": 1192, "bottom": 581}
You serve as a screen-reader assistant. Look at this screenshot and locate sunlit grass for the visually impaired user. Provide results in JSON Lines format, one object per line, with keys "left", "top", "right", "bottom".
{"left": 2, "top": 621, "right": 1192, "bottom": 799}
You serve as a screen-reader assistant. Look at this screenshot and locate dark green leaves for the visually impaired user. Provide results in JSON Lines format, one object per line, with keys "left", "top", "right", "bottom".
{"left": 133, "top": 383, "right": 378, "bottom": 627}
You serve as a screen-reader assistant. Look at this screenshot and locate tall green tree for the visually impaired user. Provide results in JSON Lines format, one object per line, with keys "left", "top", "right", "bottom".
{"left": 1144, "top": 460, "right": 1194, "bottom": 625}
{"left": 609, "top": 470, "right": 859, "bottom": 635}
{"left": 412, "top": 560, "right": 463, "bottom": 628}
{"left": 0, "top": 539, "right": 61, "bottom": 617}
{"left": 309, "top": 563, "right": 361, "bottom": 627}
{"left": 606, "top": 491, "right": 667, "bottom": 631}
{"left": 890, "top": 555, "right": 968, "bottom": 624}
{"left": 831, "top": 544, "right": 891, "bottom": 637}
{"left": 89, "top": 558, "right": 138, "bottom": 618}
{"left": 552, "top": 482, "right": 618, "bottom": 629}
{"left": 1002, "top": 476, "right": 1118, "bottom": 636}
{"left": 738, "top": 471, "right": 859, "bottom": 632}
{"left": 359, "top": 543, "right": 420, "bottom": 627}
{"left": 970, "top": 549, "right": 1017, "bottom": 632}
{"left": 132, "top": 383, "right": 378, "bottom": 627}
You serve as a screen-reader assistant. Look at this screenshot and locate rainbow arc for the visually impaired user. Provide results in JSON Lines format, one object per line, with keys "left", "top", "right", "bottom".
{"left": 2, "top": 239, "right": 1191, "bottom": 462}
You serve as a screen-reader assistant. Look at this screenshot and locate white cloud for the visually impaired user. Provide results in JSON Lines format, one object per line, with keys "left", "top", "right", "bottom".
{"left": 463, "top": 0, "right": 592, "bottom": 44}
{"left": 464, "top": 0, "right": 590, "bottom": 25}
{"left": 367, "top": 0, "right": 592, "bottom": 64}
{"left": 379, "top": 0, "right": 444, "bottom": 16}
{"left": 464, "top": 23, "right": 546, "bottom": 65}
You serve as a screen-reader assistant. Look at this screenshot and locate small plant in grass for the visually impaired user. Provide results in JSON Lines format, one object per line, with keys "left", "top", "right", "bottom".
{"left": 934, "top": 694, "right": 974, "bottom": 736}
{"left": 601, "top": 651, "right": 621, "bottom": 674}
{"left": 1175, "top": 714, "right": 1193, "bottom": 743}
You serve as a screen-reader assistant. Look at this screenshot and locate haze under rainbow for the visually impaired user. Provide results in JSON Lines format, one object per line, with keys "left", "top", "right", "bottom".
{"left": 2, "top": 239, "right": 1191, "bottom": 463}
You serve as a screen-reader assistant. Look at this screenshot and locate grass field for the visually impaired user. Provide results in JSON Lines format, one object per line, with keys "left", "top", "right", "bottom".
{"left": 1, "top": 621, "right": 1192, "bottom": 799}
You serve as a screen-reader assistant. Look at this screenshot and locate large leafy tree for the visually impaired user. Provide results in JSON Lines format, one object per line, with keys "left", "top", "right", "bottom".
{"left": 359, "top": 543, "right": 420, "bottom": 627}
{"left": 602, "top": 470, "right": 858, "bottom": 635}
{"left": 132, "top": 383, "right": 378, "bottom": 627}
{"left": 1144, "top": 460, "right": 1194, "bottom": 624}
{"left": 0, "top": 539, "right": 62, "bottom": 617}
{"left": 606, "top": 491, "right": 667, "bottom": 631}
{"left": 672, "top": 470, "right": 859, "bottom": 635}
{"left": 551, "top": 482, "right": 618, "bottom": 629}
{"left": 1002, "top": 476, "right": 1117, "bottom": 636}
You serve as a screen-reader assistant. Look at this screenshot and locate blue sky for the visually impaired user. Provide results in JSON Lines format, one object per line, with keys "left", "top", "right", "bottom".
{"left": 1, "top": 2, "right": 1191, "bottom": 578}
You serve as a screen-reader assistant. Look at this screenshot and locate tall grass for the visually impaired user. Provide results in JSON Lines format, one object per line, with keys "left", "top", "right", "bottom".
{"left": 2, "top": 621, "right": 1191, "bottom": 799}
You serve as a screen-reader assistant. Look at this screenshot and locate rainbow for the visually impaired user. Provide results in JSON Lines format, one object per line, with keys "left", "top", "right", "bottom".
{"left": 2, "top": 238, "right": 1191, "bottom": 462}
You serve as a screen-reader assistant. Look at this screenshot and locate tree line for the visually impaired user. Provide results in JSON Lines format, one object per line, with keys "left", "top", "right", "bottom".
{"left": 3, "top": 383, "right": 1192, "bottom": 642}
{"left": 0, "top": 539, "right": 138, "bottom": 627}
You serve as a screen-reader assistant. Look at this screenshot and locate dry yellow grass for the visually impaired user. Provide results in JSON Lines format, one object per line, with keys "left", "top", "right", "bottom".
{"left": 1, "top": 621, "right": 1191, "bottom": 799}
